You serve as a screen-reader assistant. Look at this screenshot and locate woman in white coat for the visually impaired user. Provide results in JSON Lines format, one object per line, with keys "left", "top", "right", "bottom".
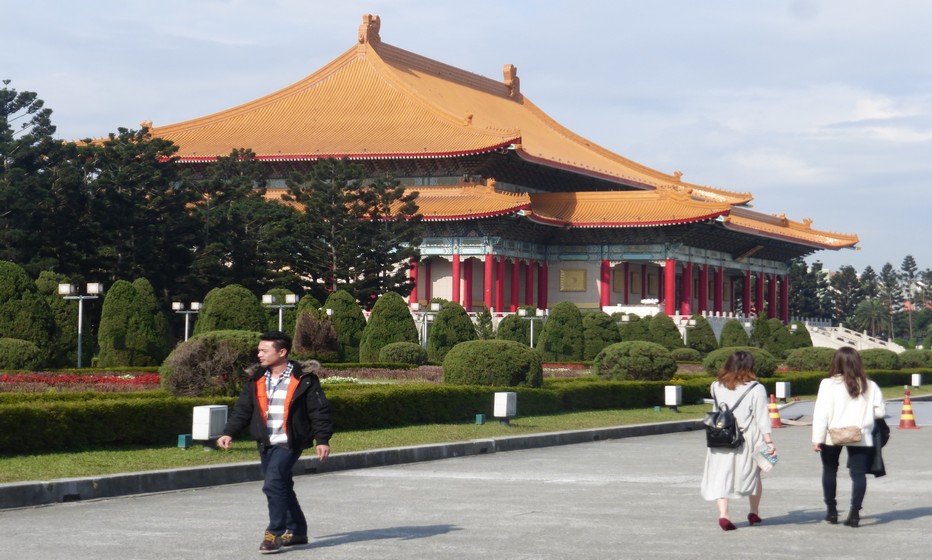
{"left": 811, "top": 347, "right": 886, "bottom": 528}
{"left": 701, "top": 351, "right": 776, "bottom": 531}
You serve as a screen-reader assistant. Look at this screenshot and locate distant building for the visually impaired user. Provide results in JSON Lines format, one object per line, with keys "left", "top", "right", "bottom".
{"left": 147, "top": 14, "right": 858, "bottom": 321}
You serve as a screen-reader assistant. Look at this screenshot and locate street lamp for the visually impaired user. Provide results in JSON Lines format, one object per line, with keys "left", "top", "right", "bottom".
{"left": 518, "top": 308, "right": 546, "bottom": 348}
{"left": 682, "top": 318, "right": 696, "bottom": 344}
{"left": 411, "top": 302, "right": 441, "bottom": 348}
{"left": 58, "top": 282, "right": 104, "bottom": 368}
{"left": 263, "top": 293, "right": 298, "bottom": 331}
{"left": 172, "top": 301, "right": 202, "bottom": 341}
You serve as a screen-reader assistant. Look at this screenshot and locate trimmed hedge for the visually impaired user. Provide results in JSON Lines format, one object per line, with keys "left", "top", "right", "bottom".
{"left": 593, "top": 341, "right": 677, "bottom": 381}
{"left": 443, "top": 340, "right": 542, "bottom": 387}
{"left": 5, "top": 366, "right": 930, "bottom": 453}
{"left": 378, "top": 342, "right": 428, "bottom": 365}
{"left": 785, "top": 347, "right": 836, "bottom": 371}
{"left": 859, "top": 348, "right": 899, "bottom": 370}
{"left": 702, "top": 347, "right": 778, "bottom": 378}
{"left": 671, "top": 348, "right": 702, "bottom": 362}
{"left": 0, "top": 338, "right": 43, "bottom": 370}
{"left": 159, "top": 330, "right": 261, "bottom": 397}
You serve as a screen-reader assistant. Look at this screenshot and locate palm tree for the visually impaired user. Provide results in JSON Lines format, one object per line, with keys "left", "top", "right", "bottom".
{"left": 851, "top": 299, "right": 887, "bottom": 338}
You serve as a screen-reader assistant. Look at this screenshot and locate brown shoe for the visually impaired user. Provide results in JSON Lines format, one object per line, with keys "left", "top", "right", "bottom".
{"left": 281, "top": 530, "right": 309, "bottom": 546}
{"left": 259, "top": 531, "right": 283, "bottom": 554}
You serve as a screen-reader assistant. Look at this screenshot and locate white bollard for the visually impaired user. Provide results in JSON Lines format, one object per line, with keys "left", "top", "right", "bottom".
{"left": 912, "top": 373, "right": 922, "bottom": 388}
{"left": 664, "top": 385, "right": 683, "bottom": 412}
{"left": 776, "top": 382, "right": 791, "bottom": 403}
{"left": 493, "top": 392, "right": 517, "bottom": 425}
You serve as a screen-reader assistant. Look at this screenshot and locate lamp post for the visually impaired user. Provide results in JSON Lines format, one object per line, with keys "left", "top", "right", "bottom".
{"left": 518, "top": 308, "right": 546, "bottom": 348}
{"left": 58, "top": 282, "right": 103, "bottom": 368}
{"left": 411, "top": 302, "right": 441, "bottom": 348}
{"left": 682, "top": 318, "right": 696, "bottom": 344}
{"left": 263, "top": 293, "right": 298, "bottom": 331}
{"left": 172, "top": 301, "right": 202, "bottom": 341}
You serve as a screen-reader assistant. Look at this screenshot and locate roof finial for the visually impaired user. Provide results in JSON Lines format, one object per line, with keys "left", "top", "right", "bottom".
{"left": 358, "top": 14, "right": 381, "bottom": 45}
{"left": 503, "top": 64, "right": 520, "bottom": 98}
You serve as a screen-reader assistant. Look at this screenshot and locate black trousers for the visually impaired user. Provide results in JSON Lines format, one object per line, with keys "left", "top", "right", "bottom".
{"left": 820, "top": 445, "right": 872, "bottom": 511}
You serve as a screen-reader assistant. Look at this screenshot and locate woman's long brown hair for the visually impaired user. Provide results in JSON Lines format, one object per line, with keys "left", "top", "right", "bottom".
{"left": 717, "top": 351, "right": 758, "bottom": 390}
{"left": 828, "top": 347, "right": 868, "bottom": 399}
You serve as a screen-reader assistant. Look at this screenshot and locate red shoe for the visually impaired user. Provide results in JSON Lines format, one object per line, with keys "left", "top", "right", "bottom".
{"left": 748, "top": 513, "right": 763, "bottom": 525}
{"left": 719, "top": 518, "right": 737, "bottom": 531}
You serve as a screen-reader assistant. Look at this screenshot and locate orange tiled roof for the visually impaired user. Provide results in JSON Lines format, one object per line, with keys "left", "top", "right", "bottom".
{"left": 723, "top": 208, "right": 859, "bottom": 250}
{"left": 397, "top": 184, "right": 531, "bottom": 220}
{"left": 267, "top": 180, "right": 857, "bottom": 248}
{"left": 147, "top": 14, "right": 750, "bottom": 205}
{"left": 526, "top": 190, "right": 730, "bottom": 228}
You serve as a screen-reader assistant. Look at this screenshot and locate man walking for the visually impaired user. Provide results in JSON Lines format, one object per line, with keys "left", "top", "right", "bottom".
{"left": 217, "top": 331, "right": 333, "bottom": 554}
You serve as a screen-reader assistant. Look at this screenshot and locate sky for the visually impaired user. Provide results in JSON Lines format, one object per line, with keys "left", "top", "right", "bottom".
{"left": 5, "top": 1, "right": 932, "bottom": 275}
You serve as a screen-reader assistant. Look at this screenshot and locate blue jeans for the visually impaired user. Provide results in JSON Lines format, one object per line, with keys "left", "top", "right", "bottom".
{"left": 820, "top": 445, "right": 872, "bottom": 511}
{"left": 259, "top": 444, "right": 307, "bottom": 536}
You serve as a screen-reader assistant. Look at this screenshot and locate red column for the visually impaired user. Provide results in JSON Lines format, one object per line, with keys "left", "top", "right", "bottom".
{"left": 463, "top": 258, "right": 474, "bottom": 311}
{"left": 600, "top": 260, "right": 611, "bottom": 309}
{"left": 767, "top": 272, "right": 777, "bottom": 319}
{"left": 756, "top": 270, "right": 765, "bottom": 317}
{"left": 743, "top": 270, "right": 752, "bottom": 315}
{"left": 713, "top": 266, "right": 723, "bottom": 314}
{"left": 495, "top": 256, "right": 505, "bottom": 313}
{"left": 424, "top": 260, "right": 432, "bottom": 301}
{"left": 408, "top": 259, "right": 419, "bottom": 305}
{"left": 780, "top": 274, "right": 790, "bottom": 323}
{"left": 510, "top": 259, "right": 520, "bottom": 312}
{"left": 525, "top": 259, "right": 535, "bottom": 307}
{"left": 698, "top": 264, "right": 708, "bottom": 314}
{"left": 681, "top": 262, "right": 693, "bottom": 316}
{"left": 451, "top": 254, "right": 461, "bottom": 305}
{"left": 539, "top": 261, "right": 549, "bottom": 310}
{"left": 623, "top": 262, "right": 630, "bottom": 305}
{"left": 664, "top": 259, "right": 676, "bottom": 316}
{"left": 483, "top": 253, "right": 494, "bottom": 310}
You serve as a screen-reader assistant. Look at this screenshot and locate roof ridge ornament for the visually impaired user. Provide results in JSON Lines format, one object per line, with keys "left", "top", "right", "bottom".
{"left": 503, "top": 64, "right": 520, "bottom": 98}
{"left": 358, "top": 14, "right": 381, "bottom": 46}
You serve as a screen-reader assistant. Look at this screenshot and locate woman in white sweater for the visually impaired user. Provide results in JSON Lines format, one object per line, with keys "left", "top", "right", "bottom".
{"left": 701, "top": 351, "right": 776, "bottom": 531}
{"left": 811, "top": 347, "right": 885, "bottom": 528}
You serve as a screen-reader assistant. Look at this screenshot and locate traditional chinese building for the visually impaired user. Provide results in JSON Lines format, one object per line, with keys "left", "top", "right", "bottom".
{"left": 147, "top": 14, "right": 858, "bottom": 322}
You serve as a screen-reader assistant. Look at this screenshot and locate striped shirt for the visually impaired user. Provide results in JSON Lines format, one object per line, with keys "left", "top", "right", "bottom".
{"left": 264, "top": 362, "right": 294, "bottom": 446}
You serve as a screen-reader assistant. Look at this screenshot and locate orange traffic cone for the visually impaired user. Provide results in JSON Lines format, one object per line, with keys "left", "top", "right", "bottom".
{"left": 898, "top": 389, "right": 919, "bottom": 430}
{"left": 768, "top": 394, "right": 783, "bottom": 428}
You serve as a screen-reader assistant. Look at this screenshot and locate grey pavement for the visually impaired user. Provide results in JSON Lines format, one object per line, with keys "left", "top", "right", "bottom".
{"left": 1, "top": 400, "right": 931, "bottom": 560}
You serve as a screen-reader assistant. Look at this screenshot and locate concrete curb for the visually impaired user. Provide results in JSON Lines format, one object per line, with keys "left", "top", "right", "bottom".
{"left": 0, "top": 419, "right": 701, "bottom": 510}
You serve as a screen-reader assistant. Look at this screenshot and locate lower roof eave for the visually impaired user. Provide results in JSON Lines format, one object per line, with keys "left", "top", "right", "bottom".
{"left": 167, "top": 139, "right": 521, "bottom": 164}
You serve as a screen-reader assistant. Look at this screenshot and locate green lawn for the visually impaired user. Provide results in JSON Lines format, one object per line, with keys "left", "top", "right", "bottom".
{"left": 0, "top": 384, "right": 926, "bottom": 485}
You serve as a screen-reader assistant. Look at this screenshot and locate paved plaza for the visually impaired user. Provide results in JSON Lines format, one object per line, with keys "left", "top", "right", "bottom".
{"left": 1, "top": 400, "right": 930, "bottom": 560}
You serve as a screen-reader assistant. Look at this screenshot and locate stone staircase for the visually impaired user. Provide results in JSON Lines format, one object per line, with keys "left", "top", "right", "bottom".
{"left": 805, "top": 323, "right": 906, "bottom": 353}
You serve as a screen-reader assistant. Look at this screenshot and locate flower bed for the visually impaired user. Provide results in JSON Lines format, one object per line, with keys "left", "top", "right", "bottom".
{"left": 0, "top": 372, "right": 162, "bottom": 393}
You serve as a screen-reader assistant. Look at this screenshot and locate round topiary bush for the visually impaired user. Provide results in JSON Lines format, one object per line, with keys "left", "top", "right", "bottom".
{"left": 359, "top": 292, "right": 419, "bottom": 362}
{"left": 536, "top": 301, "right": 584, "bottom": 362}
{"left": 859, "top": 348, "right": 899, "bottom": 370}
{"left": 719, "top": 319, "right": 750, "bottom": 347}
{"left": 897, "top": 348, "right": 932, "bottom": 369}
{"left": 379, "top": 341, "right": 428, "bottom": 365}
{"left": 593, "top": 341, "right": 677, "bottom": 381}
{"left": 442, "top": 339, "right": 542, "bottom": 387}
{"left": 785, "top": 347, "right": 836, "bottom": 371}
{"left": 703, "top": 346, "right": 778, "bottom": 378}
{"left": 427, "top": 301, "right": 477, "bottom": 363}
{"left": 159, "top": 330, "right": 261, "bottom": 397}
{"left": 648, "top": 312, "right": 685, "bottom": 351}
{"left": 583, "top": 311, "right": 621, "bottom": 360}
{"left": 0, "top": 338, "right": 43, "bottom": 370}
{"left": 671, "top": 347, "right": 702, "bottom": 362}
